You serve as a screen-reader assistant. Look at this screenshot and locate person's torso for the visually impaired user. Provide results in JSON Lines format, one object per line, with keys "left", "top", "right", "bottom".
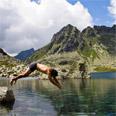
{"left": 36, "top": 63, "right": 51, "bottom": 74}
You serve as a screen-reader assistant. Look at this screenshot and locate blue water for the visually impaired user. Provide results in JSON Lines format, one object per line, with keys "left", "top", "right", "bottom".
{"left": 90, "top": 72, "right": 116, "bottom": 78}
{"left": 0, "top": 72, "right": 116, "bottom": 116}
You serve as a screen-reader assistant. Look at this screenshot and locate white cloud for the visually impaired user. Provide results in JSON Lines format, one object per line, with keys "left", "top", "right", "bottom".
{"left": 0, "top": 0, "right": 93, "bottom": 55}
{"left": 108, "top": 0, "right": 116, "bottom": 23}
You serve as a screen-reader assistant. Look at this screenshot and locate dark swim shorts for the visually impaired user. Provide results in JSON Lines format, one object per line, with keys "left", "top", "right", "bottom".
{"left": 29, "top": 62, "right": 37, "bottom": 72}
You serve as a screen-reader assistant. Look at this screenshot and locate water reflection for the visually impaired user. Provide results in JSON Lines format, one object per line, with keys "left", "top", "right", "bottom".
{"left": 0, "top": 97, "right": 15, "bottom": 116}
{"left": 0, "top": 78, "right": 116, "bottom": 116}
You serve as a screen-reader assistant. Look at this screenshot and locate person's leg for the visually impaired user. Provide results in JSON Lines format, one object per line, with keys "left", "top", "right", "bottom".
{"left": 82, "top": 70, "right": 87, "bottom": 78}
{"left": 10, "top": 62, "right": 37, "bottom": 85}
{"left": 81, "top": 71, "right": 84, "bottom": 78}
{"left": 10, "top": 68, "right": 32, "bottom": 85}
{"left": 16, "top": 68, "right": 32, "bottom": 79}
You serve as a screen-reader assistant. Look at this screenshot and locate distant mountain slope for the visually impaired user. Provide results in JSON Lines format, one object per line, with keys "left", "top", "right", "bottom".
{"left": 15, "top": 48, "right": 35, "bottom": 61}
{"left": 27, "top": 24, "right": 116, "bottom": 62}
{"left": 0, "top": 48, "right": 25, "bottom": 77}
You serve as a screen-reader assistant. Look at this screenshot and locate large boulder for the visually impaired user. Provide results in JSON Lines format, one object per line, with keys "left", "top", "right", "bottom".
{"left": 0, "top": 87, "right": 15, "bottom": 104}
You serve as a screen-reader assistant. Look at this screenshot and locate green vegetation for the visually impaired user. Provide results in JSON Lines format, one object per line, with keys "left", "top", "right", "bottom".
{"left": 27, "top": 43, "right": 51, "bottom": 62}
{"left": 0, "top": 54, "right": 25, "bottom": 77}
{"left": 94, "top": 66, "right": 116, "bottom": 72}
{"left": 0, "top": 56, "right": 18, "bottom": 67}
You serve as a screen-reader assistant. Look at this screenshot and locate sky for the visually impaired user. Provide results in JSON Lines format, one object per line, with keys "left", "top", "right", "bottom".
{"left": 0, "top": 0, "right": 116, "bottom": 56}
{"left": 68, "top": 0, "right": 115, "bottom": 26}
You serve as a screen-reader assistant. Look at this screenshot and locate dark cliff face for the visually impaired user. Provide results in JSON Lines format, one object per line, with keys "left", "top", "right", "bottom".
{"left": 94, "top": 25, "right": 116, "bottom": 34}
{"left": 94, "top": 25, "right": 116, "bottom": 55}
{"left": 0, "top": 48, "right": 8, "bottom": 56}
{"left": 49, "top": 24, "right": 81, "bottom": 53}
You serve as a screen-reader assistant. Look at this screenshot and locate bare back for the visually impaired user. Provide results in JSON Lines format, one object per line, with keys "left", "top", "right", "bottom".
{"left": 36, "top": 63, "right": 51, "bottom": 74}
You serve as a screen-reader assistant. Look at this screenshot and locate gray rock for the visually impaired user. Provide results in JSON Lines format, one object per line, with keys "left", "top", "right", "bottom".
{"left": 0, "top": 87, "right": 15, "bottom": 104}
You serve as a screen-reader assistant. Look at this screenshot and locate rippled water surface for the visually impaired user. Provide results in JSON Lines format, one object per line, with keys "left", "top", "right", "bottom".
{"left": 0, "top": 76, "right": 116, "bottom": 116}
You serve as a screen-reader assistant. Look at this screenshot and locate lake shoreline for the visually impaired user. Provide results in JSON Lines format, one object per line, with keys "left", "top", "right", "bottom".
{"left": 0, "top": 71, "right": 116, "bottom": 81}
{"left": 0, "top": 76, "right": 90, "bottom": 80}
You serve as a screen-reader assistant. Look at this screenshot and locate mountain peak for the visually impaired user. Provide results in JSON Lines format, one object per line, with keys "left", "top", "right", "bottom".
{"left": 65, "top": 24, "right": 74, "bottom": 28}
{"left": 82, "top": 26, "right": 96, "bottom": 37}
{"left": 0, "top": 48, "right": 8, "bottom": 56}
{"left": 27, "top": 24, "right": 116, "bottom": 61}
{"left": 62, "top": 24, "right": 78, "bottom": 32}
{"left": 15, "top": 48, "right": 35, "bottom": 61}
{"left": 51, "top": 24, "right": 80, "bottom": 42}
{"left": 49, "top": 24, "right": 81, "bottom": 53}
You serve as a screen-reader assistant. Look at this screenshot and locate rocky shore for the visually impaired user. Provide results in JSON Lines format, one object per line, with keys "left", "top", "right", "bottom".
{"left": 0, "top": 53, "right": 116, "bottom": 79}
{"left": 0, "top": 64, "right": 26, "bottom": 77}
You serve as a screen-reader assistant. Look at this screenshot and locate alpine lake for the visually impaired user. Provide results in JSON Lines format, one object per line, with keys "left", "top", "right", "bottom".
{"left": 0, "top": 72, "right": 116, "bottom": 116}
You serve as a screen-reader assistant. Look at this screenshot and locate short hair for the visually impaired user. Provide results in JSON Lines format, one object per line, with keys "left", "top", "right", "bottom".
{"left": 51, "top": 69, "right": 58, "bottom": 78}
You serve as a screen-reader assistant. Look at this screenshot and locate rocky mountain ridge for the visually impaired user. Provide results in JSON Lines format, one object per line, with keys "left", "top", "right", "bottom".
{"left": 27, "top": 24, "right": 116, "bottom": 62}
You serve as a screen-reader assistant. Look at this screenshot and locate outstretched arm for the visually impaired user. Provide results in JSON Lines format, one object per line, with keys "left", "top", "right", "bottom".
{"left": 48, "top": 75, "right": 62, "bottom": 89}
{"left": 53, "top": 77, "right": 62, "bottom": 89}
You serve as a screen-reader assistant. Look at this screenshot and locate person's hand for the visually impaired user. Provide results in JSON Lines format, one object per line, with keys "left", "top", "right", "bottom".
{"left": 58, "top": 84, "right": 62, "bottom": 89}
{"left": 10, "top": 77, "right": 17, "bottom": 86}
